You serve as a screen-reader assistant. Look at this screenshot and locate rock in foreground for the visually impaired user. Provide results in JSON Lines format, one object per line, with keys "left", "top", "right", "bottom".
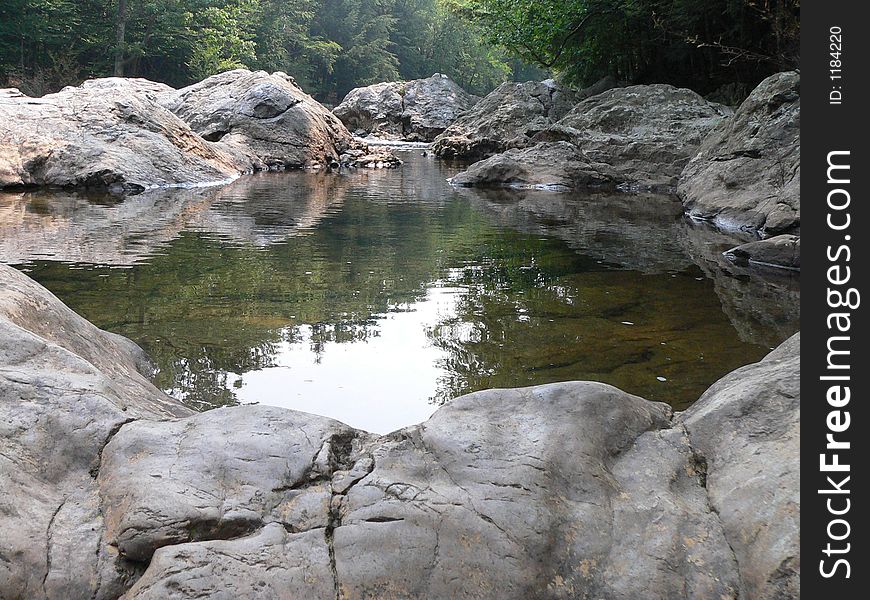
{"left": 449, "top": 141, "right": 617, "bottom": 190}
{"left": 451, "top": 84, "right": 730, "bottom": 191}
{"left": 334, "top": 74, "right": 479, "bottom": 141}
{"left": 432, "top": 79, "right": 577, "bottom": 160}
{"left": 678, "top": 71, "right": 800, "bottom": 235}
{"left": 0, "top": 265, "right": 799, "bottom": 599}
{"left": 0, "top": 79, "right": 239, "bottom": 191}
{"left": 0, "top": 264, "right": 191, "bottom": 600}
{"left": 680, "top": 333, "right": 800, "bottom": 599}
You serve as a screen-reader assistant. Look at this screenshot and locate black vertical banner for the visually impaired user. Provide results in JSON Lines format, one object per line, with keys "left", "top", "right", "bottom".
{"left": 802, "top": 1, "right": 868, "bottom": 596}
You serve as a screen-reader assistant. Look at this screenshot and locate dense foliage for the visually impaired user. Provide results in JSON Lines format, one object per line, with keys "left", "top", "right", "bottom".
{"left": 0, "top": 0, "right": 542, "bottom": 99}
{"left": 456, "top": 0, "right": 800, "bottom": 96}
{"left": 1, "top": 0, "right": 798, "bottom": 101}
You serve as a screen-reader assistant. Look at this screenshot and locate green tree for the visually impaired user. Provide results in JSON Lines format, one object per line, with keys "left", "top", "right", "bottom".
{"left": 456, "top": 0, "right": 799, "bottom": 94}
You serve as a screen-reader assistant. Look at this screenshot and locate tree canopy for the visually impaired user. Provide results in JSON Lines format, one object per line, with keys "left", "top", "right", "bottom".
{"left": 1, "top": 0, "right": 797, "bottom": 101}
{"left": 456, "top": 0, "right": 799, "bottom": 95}
{"left": 0, "top": 0, "right": 542, "bottom": 100}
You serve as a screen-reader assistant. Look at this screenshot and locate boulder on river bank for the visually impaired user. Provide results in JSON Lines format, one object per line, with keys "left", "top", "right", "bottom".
{"left": 160, "top": 69, "right": 398, "bottom": 171}
{"left": 451, "top": 84, "right": 731, "bottom": 191}
{"left": 0, "top": 78, "right": 240, "bottom": 192}
{"left": 678, "top": 71, "right": 800, "bottom": 236}
{"left": 0, "top": 70, "right": 398, "bottom": 193}
{"left": 0, "top": 262, "right": 799, "bottom": 599}
{"left": 333, "top": 74, "right": 479, "bottom": 142}
{"left": 432, "top": 79, "right": 578, "bottom": 160}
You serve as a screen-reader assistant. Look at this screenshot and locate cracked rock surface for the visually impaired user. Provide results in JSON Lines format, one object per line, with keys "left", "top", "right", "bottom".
{"left": 1, "top": 263, "right": 799, "bottom": 599}
{"left": 334, "top": 74, "right": 479, "bottom": 142}
{"left": 678, "top": 71, "right": 800, "bottom": 236}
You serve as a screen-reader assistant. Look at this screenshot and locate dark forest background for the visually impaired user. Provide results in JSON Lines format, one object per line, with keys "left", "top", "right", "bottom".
{"left": 0, "top": 0, "right": 798, "bottom": 102}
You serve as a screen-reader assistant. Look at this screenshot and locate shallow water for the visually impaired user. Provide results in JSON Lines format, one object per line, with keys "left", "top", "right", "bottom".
{"left": 1, "top": 153, "right": 799, "bottom": 433}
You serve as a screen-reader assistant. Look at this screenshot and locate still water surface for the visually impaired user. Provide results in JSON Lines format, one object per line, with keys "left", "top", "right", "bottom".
{"left": 0, "top": 153, "right": 799, "bottom": 432}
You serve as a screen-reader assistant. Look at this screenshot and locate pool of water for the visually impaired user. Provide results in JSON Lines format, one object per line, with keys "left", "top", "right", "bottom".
{"left": 0, "top": 153, "right": 799, "bottom": 433}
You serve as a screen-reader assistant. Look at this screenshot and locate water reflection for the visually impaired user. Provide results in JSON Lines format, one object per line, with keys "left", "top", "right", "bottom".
{"left": 1, "top": 154, "right": 799, "bottom": 432}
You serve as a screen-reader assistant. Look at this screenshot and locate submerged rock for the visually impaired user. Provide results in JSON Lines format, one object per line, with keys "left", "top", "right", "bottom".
{"left": 452, "top": 84, "right": 731, "bottom": 191}
{"left": 678, "top": 71, "right": 800, "bottom": 235}
{"left": 0, "top": 78, "right": 239, "bottom": 191}
{"left": 334, "top": 74, "right": 479, "bottom": 142}
{"left": 432, "top": 79, "right": 577, "bottom": 160}
{"left": 675, "top": 221, "right": 800, "bottom": 348}
{"left": 0, "top": 264, "right": 800, "bottom": 599}
{"left": 724, "top": 234, "right": 800, "bottom": 271}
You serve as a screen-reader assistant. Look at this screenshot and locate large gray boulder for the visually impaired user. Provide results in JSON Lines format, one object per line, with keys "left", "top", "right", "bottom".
{"left": 334, "top": 74, "right": 479, "bottom": 141}
{"left": 1, "top": 265, "right": 799, "bottom": 599}
{"left": 678, "top": 71, "right": 800, "bottom": 235}
{"left": 0, "top": 79, "right": 240, "bottom": 192}
{"left": 679, "top": 333, "right": 800, "bottom": 600}
{"left": 105, "top": 383, "right": 743, "bottom": 600}
{"left": 159, "top": 69, "right": 394, "bottom": 171}
{"left": 451, "top": 84, "right": 731, "bottom": 191}
{"left": 0, "top": 71, "right": 398, "bottom": 193}
{"left": 449, "top": 141, "right": 617, "bottom": 190}
{"left": 432, "top": 79, "right": 577, "bottom": 160}
{"left": 0, "top": 264, "right": 191, "bottom": 600}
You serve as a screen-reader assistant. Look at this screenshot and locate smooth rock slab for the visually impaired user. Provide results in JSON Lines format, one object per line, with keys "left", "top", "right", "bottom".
{"left": 123, "top": 525, "right": 335, "bottom": 600}
{"left": 679, "top": 71, "right": 800, "bottom": 235}
{"left": 102, "top": 382, "right": 750, "bottom": 599}
{"left": 0, "top": 264, "right": 191, "bottom": 600}
{"left": 680, "top": 333, "right": 800, "bottom": 600}
{"left": 449, "top": 141, "right": 617, "bottom": 190}
{"left": 99, "top": 405, "right": 365, "bottom": 562}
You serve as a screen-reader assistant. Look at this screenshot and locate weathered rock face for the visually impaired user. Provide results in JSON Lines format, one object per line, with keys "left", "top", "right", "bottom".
{"left": 678, "top": 71, "right": 800, "bottom": 235}
{"left": 0, "top": 264, "right": 191, "bottom": 600}
{"left": 432, "top": 79, "right": 577, "bottom": 160}
{"left": 451, "top": 84, "right": 731, "bottom": 191}
{"left": 0, "top": 78, "right": 240, "bottom": 192}
{"left": 449, "top": 141, "right": 617, "bottom": 190}
{"left": 1, "top": 265, "right": 800, "bottom": 600}
{"left": 724, "top": 234, "right": 800, "bottom": 271}
{"left": 334, "top": 74, "right": 479, "bottom": 141}
{"left": 680, "top": 332, "right": 800, "bottom": 600}
{"left": 159, "top": 69, "right": 363, "bottom": 171}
